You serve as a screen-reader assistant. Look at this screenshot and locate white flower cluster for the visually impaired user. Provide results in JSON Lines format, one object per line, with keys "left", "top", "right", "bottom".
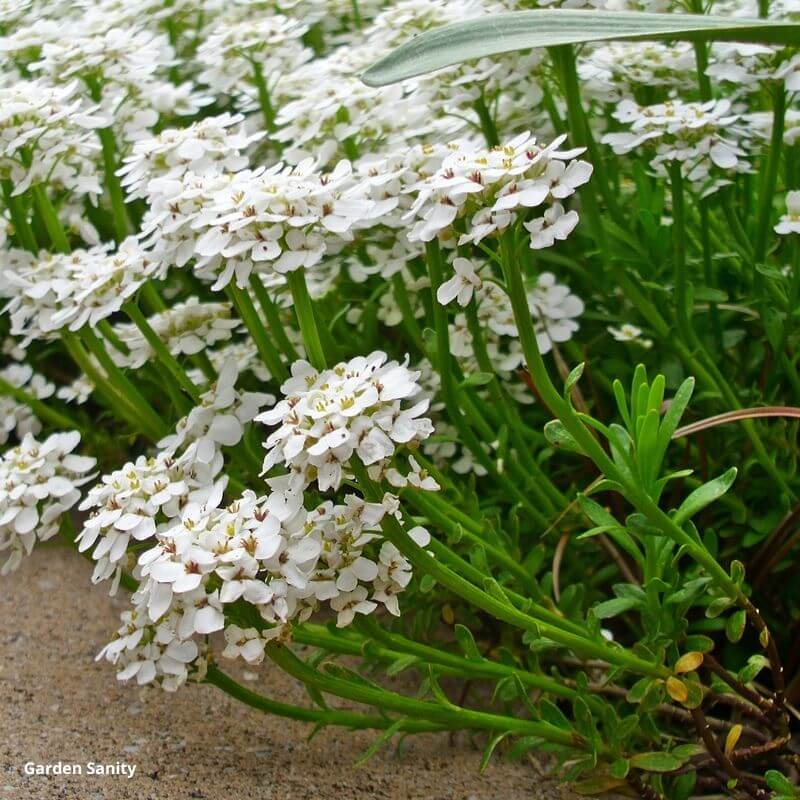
{"left": 404, "top": 132, "right": 592, "bottom": 249}
{"left": 117, "top": 113, "right": 264, "bottom": 201}
{"left": 0, "top": 364, "right": 54, "bottom": 445}
{"left": 0, "top": 431, "right": 95, "bottom": 575}
{"left": 140, "top": 159, "right": 378, "bottom": 289}
{"left": 0, "top": 79, "right": 105, "bottom": 197}
{"left": 579, "top": 42, "right": 697, "bottom": 101}
{"left": 3, "top": 238, "right": 161, "bottom": 345}
{"left": 196, "top": 15, "right": 312, "bottom": 103}
{"left": 708, "top": 43, "right": 800, "bottom": 94}
{"left": 78, "top": 364, "right": 268, "bottom": 589}
{"left": 257, "top": 352, "right": 434, "bottom": 492}
{"left": 110, "top": 298, "right": 242, "bottom": 369}
{"left": 602, "top": 99, "right": 753, "bottom": 188}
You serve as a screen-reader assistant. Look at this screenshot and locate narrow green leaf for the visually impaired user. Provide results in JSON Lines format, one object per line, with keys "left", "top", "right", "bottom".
{"left": 354, "top": 719, "right": 406, "bottom": 767}
{"left": 630, "top": 751, "right": 686, "bottom": 772}
{"left": 674, "top": 468, "right": 737, "bottom": 525}
{"left": 544, "top": 419, "right": 585, "bottom": 454}
{"left": 454, "top": 623, "right": 482, "bottom": 661}
{"left": 363, "top": 10, "right": 800, "bottom": 86}
{"left": 480, "top": 732, "right": 509, "bottom": 772}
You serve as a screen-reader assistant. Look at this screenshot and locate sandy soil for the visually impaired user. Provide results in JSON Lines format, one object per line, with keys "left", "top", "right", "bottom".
{"left": 1, "top": 546, "right": 573, "bottom": 800}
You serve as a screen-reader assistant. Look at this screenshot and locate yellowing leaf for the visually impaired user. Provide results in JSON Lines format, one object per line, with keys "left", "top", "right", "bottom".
{"left": 666, "top": 676, "right": 689, "bottom": 703}
{"left": 725, "top": 724, "right": 743, "bottom": 756}
{"left": 674, "top": 652, "right": 704, "bottom": 674}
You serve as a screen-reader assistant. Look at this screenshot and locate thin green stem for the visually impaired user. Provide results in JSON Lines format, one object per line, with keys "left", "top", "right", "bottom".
{"left": 424, "top": 240, "right": 546, "bottom": 522}
{"left": 754, "top": 83, "right": 786, "bottom": 266}
{"left": 122, "top": 301, "right": 203, "bottom": 403}
{"left": 31, "top": 185, "right": 69, "bottom": 253}
{"left": 1, "top": 180, "right": 37, "bottom": 252}
{"left": 226, "top": 282, "right": 289, "bottom": 383}
{"left": 249, "top": 274, "right": 299, "bottom": 361}
{"left": 286, "top": 269, "right": 327, "bottom": 371}
{"left": 206, "top": 664, "right": 443, "bottom": 732}
{"left": 391, "top": 273, "right": 426, "bottom": 353}
{"left": 79, "top": 325, "right": 169, "bottom": 439}
{"left": 352, "top": 460, "right": 667, "bottom": 680}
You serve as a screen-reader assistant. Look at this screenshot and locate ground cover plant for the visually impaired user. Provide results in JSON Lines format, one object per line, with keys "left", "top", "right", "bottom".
{"left": 1, "top": 1, "right": 800, "bottom": 797}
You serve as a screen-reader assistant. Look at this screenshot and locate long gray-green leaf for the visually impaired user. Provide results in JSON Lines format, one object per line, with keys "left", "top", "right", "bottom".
{"left": 362, "top": 10, "right": 800, "bottom": 86}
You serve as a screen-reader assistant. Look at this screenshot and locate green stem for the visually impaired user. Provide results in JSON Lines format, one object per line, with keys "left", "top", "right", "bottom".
{"left": 97, "top": 126, "right": 131, "bottom": 241}
{"left": 267, "top": 643, "right": 584, "bottom": 744}
{"left": 79, "top": 325, "right": 168, "bottom": 439}
{"left": 1, "top": 180, "right": 37, "bottom": 252}
{"left": 122, "top": 301, "right": 202, "bottom": 403}
{"left": 669, "top": 162, "right": 694, "bottom": 346}
{"left": 498, "top": 233, "right": 749, "bottom": 607}
{"left": 391, "top": 273, "right": 426, "bottom": 353}
{"left": 352, "top": 461, "right": 667, "bottom": 680}
{"left": 249, "top": 274, "right": 299, "bottom": 361}
{"left": 226, "top": 282, "right": 289, "bottom": 383}
{"left": 425, "top": 240, "right": 546, "bottom": 521}
{"left": 84, "top": 75, "right": 131, "bottom": 241}
{"left": 754, "top": 83, "right": 786, "bottom": 266}
{"left": 141, "top": 281, "right": 167, "bottom": 313}
{"left": 31, "top": 185, "right": 69, "bottom": 253}
{"left": 286, "top": 269, "right": 327, "bottom": 372}
{"left": 473, "top": 94, "right": 499, "bottom": 147}
{"left": 405, "top": 489, "right": 536, "bottom": 592}
{"left": 206, "top": 664, "right": 443, "bottom": 732}
{"left": 299, "top": 620, "right": 584, "bottom": 704}
{"left": 552, "top": 45, "right": 617, "bottom": 219}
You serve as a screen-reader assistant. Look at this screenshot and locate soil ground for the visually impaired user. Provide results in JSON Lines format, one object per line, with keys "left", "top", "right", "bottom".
{"left": 0, "top": 546, "right": 575, "bottom": 800}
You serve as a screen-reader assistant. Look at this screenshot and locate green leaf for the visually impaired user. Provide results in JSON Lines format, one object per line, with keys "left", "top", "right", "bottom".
{"left": 480, "top": 732, "right": 509, "bottom": 773}
{"left": 544, "top": 419, "right": 585, "bottom": 454}
{"left": 765, "top": 770, "right": 798, "bottom": 796}
{"left": 354, "top": 719, "right": 406, "bottom": 767}
{"left": 593, "top": 596, "right": 640, "bottom": 619}
{"left": 655, "top": 377, "right": 694, "bottom": 459}
{"left": 629, "top": 751, "right": 686, "bottom": 772}
{"left": 726, "top": 609, "right": 747, "bottom": 643}
{"left": 460, "top": 371, "right": 494, "bottom": 388}
{"left": 673, "top": 468, "right": 737, "bottom": 525}
{"left": 362, "top": 10, "right": 800, "bottom": 86}
{"left": 386, "top": 654, "right": 420, "bottom": 677}
{"left": 610, "top": 759, "right": 630, "bottom": 779}
{"left": 454, "top": 623, "right": 482, "bottom": 661}
{"left": 564, "top": 362, "right": 585, "bottom": 397}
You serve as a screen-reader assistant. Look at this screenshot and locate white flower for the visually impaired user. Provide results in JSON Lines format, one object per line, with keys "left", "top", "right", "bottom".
{"left": 608, "top": 323, "right": 653, "bottom": 348}
{"left": 775, "top": 191, "right": 800, "bottom": 235}
{"left": 0, "top": 79, "right": 105, "bottom": 198}
{"left": 528, "top": 272, "right": 585, "bottom": 355}
{"left": 196, "top": 15, "right": 312, "bottom": 103}
{"left": 257, "top": 352, "right": 434, "bottom": 492}
{"left": 525, "top": 203, "right": 579, "bottom": 250}
{"left": 222, "top": 625, "right": 268, "bottom": 665}
{"left": 437, "top": 257, "right": 482, "bottom": 307}
{"left": 386, "top": 455, "right": 440, "bottom": 491}
{"left": 0, "top": 364, "right": 54, "bottom": 445}
{"left": 330, "top": 586, "right": 377, "bottom": 627}
{"left": 0, "top": 431, "right": 95, "bottom": 575}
